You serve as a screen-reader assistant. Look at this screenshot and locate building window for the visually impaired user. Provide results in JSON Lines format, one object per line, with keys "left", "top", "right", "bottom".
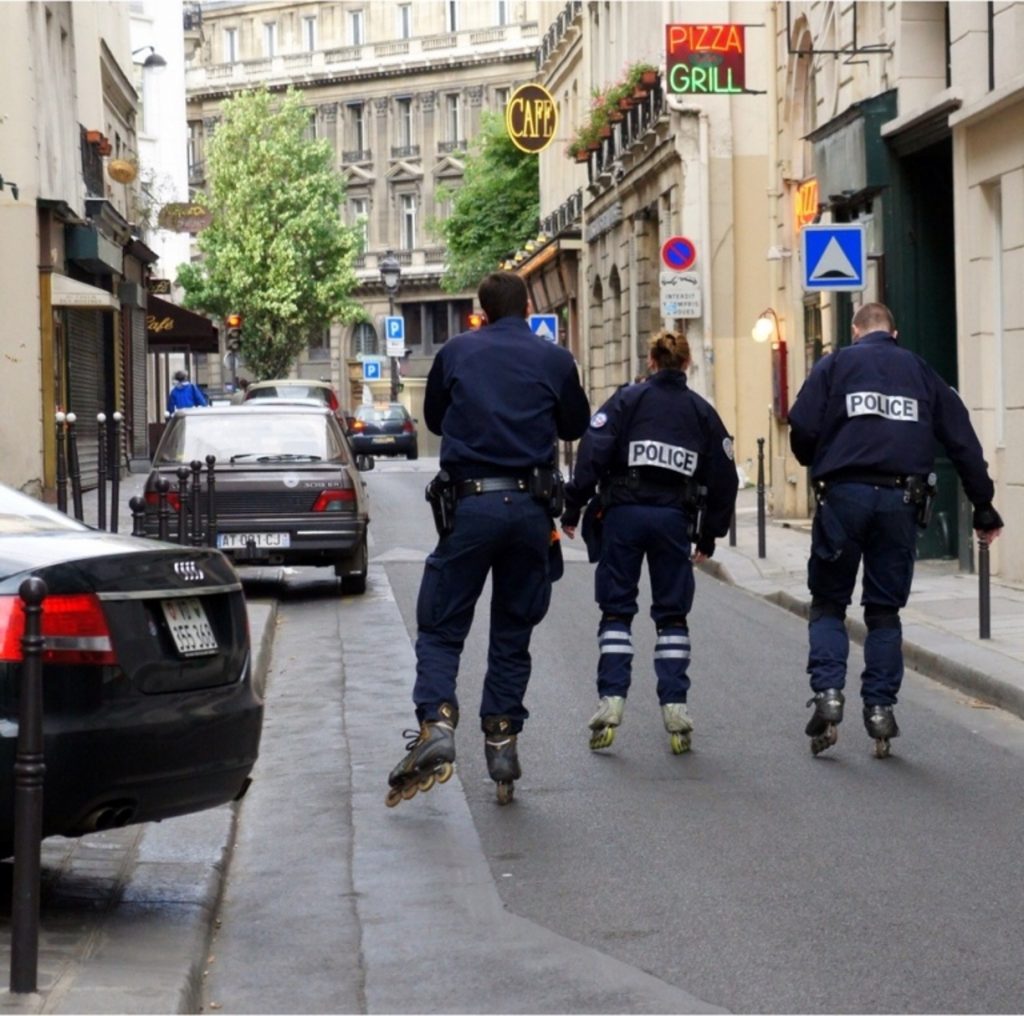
{"left": 446, "top": 0, "right": 458, "bottom": 32}
{"left": 494, "top": 86, "right": 510, "bottom": 110}
{"left": 348, "top": 103, "right": 365, "bottom": 152}
{"left": 352, "top": 321, "right": 378, "bottom": 356}
{"left": 223, "top": 26, "right": 238, "bottom": 63}
{"left": 398, "top": 3, "right": 412, "bottom": 39}
{"left": 446, "top": 93, "right": 461, "bottom": 142}
{"left": 396, "top": 97, "right": 412, "bottom": 147}
{"left": 497, "top": 0, "right": 509, "bottom": 26}
{"left": 187, "top": 120, "right": 201, "bottom": 176}
{"left": 400, "top": 193, "right": 417, "bottom": 250}
{"left": 349, "top": 9, "right": 363, "bottom": 45}
{"left": 263, "top": 22, "right": 277, "bottom": 58}
{"left": 307, "top": 328, "right": 330, "bottom": 362}
{"left": 304, "top": 108, "right": 317, "bottom": 141}
{"left": 350, "top": 197, "right": 369, "bottom": 249}
{"left": 303, "top": 16, "right": 317, "bottom": 52}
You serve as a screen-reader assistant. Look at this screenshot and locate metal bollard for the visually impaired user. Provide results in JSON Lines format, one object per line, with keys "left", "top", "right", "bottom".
{"left": 55, "top": 412, "right": 68, "bottom": 514}
{"left": 729, "top": 509, "right": 737, "bottom": 547}
{"left": 979, "top": 536, "right": 991, "bottom": 640}
{"left": 110, "top": 411, "right": 122, "bottom": 533}
{"left": 96, "top": 413, "right": 108, "bottom": 531}
{"left": 190, "top": 460, "right": 203, "bottom": 547}
{"left": 9, "top": 576, "right": 47, "bottom": 994}
{"left": 66, "top": 412, "right": 84, "bottom": 521}
{"left": 205, "top": 455, "right": 218, "bottom": 549}
{"left": 176, "top": 467, "right": 191, "bottom": 546}
{"left": 756, "top": 437, "right": 766, "bottom": 560}
{"left": 129, "top": 495, "right": 147, "bottom": 538}
{"left": 156, "top": 476, "right": 171, "bottom": 541}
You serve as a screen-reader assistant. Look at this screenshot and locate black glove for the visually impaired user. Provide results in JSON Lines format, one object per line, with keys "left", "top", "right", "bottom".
{"left": 561, "top": 507, "right": 581, "bottom": 528}
{"left": 696, "top": 535, "right": 716, "bottom": 558}
{"left": 972, "top": 503, "right": 1004, "bottom": 532}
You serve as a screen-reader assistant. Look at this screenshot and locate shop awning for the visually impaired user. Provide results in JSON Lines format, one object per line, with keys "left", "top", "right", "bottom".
{"left": 146, "top": 295, "right": 219, "bottom": 353}
{"left": 51, "top": 274, "right": 120, "bottom": 310}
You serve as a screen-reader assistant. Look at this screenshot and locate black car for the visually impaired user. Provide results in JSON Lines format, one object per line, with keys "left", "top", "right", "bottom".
{"left": 348, "top": 403, "right": 419, "bottom": 460}
{"left": 0, "top": 483, "right": 262, "bottom": 857}
{"left": 146, "top": 405, "right": 371, "bottom": 593}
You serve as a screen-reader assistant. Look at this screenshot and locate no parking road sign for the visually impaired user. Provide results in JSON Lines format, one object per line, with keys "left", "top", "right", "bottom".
{"left": 661, "top": 235, "right": 697, "bottom": 272}
{"left": 801, "top": 223, "right": 866, "bottom": 292}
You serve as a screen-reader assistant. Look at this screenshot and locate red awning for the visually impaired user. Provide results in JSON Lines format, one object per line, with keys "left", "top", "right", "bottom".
{"left": 147, "top": 295, "right": 219, "bottom": 353}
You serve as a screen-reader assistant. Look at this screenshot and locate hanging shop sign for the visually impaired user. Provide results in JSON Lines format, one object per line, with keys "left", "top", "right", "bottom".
{"left": 795, "top": 178, "right": 820, "bottom": 230}
{"left": 665, "top": 24, "right": 746, "bottom": 95}
{"left": 505, "top": 83, "right": 558, "bottom": 154}
{"left": 157, "top": 202, "right": 213, "bottom": 234}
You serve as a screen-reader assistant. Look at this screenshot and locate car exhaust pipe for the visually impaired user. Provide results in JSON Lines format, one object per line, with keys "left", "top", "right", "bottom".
{"left": 81, "top": 802, "right": 136, "bottom": 832}
{"left": 233, "top": 776, "right": 253, "bottom": 802}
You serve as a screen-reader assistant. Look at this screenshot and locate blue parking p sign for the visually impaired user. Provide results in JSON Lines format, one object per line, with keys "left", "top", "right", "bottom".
{"left": 362, "top": 359, "right": 382, "bottom": 381}
{"left": 385, "top": 316, "right": 405, "bottom": 341}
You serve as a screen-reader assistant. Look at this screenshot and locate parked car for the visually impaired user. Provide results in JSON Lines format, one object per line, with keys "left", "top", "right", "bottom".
{"left": 348, "top": 403, "right": 419, "bottom": 460}
{"left": 241, "top": 379, "right": 343, "bottom": 418}
{"left": 145, "top": 405, "right": 371, "bottom": 593}
{"left": 0, "top": 482, "right": 262, "bottom": 858}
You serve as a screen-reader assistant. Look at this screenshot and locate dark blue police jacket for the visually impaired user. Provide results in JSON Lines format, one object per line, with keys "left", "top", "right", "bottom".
{"left": 423, "top": 316, "right": 590, "bottom": 481}
{"left": 788, "top": 331, "right": 994, "bottom": 506}
{"left": 562, "top": 369, "right": 738, "bottom": 540}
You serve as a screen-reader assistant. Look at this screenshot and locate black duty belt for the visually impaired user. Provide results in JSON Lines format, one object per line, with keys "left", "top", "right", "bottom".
{"left": 455, "top": 477, "right": 528, "bottom": 499}
{"left": 819, "top": 471, "right": 921, "bottom": 489}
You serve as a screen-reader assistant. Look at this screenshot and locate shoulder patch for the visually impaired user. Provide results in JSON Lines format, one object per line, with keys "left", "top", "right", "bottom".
{"left": 590, "top": 412, "right": 608, "bottom": 429}
{"left": 723, "top": 436, "right": 735, "bottom": 461}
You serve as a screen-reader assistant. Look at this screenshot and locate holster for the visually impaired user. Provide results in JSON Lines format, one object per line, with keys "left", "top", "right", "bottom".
{"left": 529, "top": 466, "right": 565, "bottom": 518}
{"left": 688, "top": 485, "right": 709, "bottom": 541}
{"left": 425, "top": 470, "right": 456, "bottom": 537}
{"left": 904, "top": 472, "right": 938, "bottom": 529}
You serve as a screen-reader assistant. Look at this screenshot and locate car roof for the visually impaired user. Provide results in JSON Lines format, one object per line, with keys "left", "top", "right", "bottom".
{"left": 246, "top": 379, "right": 335, "bottom": 390}
{"left": 172, "top": 404, "right": 333, "bottom": 416}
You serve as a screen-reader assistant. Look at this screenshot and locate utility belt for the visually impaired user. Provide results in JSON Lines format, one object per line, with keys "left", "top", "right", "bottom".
{"left": 814, "top": 471, "right": 938, "bottom": 528}
{"left": 599, "top": 470, "right": 707, "bottom": 538}
{"left": 426, "top": 467, "right": 565, "bottom": 536}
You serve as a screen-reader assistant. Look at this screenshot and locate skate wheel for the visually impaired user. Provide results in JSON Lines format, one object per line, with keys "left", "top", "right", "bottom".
{"left": 401, "top": 782, "right": 418, "bottom": 800}
{"left": 418, "top": 773, "right": 436, "bottom": 792}
{"left": 496, "top": 781, "right": 515, "bottom": 806}
{"left": 874, "top": 738, "right": 891, "bottom": 759}
{"left": 810, "top": 723, "right": 838, "bottom": 756}
{"left": 589, "top": 726, "right": 616, "bottom": 751}
{"left": 436, "top": 762, "right": 454, "bottom": 784}
{"left": 670, "top": 732, "right": 691, "bottom": 756}
{"left": 385, "top": 787, "right": 403, "bottom": 808}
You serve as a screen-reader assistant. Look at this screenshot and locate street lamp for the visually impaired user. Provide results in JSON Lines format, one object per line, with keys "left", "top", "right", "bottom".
{"left": 379, "top": 249, "right": 402, "bottom": 401}
{"left": 132, "top": 45, "right": 167, "bottom": 69}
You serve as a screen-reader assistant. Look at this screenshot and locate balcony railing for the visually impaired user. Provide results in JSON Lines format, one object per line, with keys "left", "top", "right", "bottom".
{"left": 586, "top": 78, "right": 665, "bottom": 192}
{"left": 422, "top": 33, "right": 456, "bottom": 51}
{"left": 375, "top": 41, "right": 410, "bottom": 57}
{"left": 341, "top": 149, "right": 372, "bottom": 164}
{"left": 391, "top": 144, "right": 420, "bottom": 159}
{"left": 80, "top": 127, "right": 105, "bottom": 198}
{"left": 540, "top": 189, "right": 583, "bottom": 239}
{"left": 537, "top": 0, "right": 582, "bottom": 69}
{"left": 437, "top": 139, "right": 467, "bottom": 154}
{"left": 325, "top": 45, "right": 361, "bottom": 63}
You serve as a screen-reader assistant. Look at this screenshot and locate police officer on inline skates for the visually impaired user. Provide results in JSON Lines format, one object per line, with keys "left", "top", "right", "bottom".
{"left": 561, "top": 330, "right": 738, "bottom": 755}
{"left": 788, "top": 302, "right": 1004, "bottom": 758}
{"left": 386, "top": 271, "right": 590, "bottom": 807}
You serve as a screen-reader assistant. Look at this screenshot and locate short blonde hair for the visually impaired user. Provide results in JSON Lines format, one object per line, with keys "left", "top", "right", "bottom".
{"left": 648, "top": 330, "right": 691, "bottom": 371}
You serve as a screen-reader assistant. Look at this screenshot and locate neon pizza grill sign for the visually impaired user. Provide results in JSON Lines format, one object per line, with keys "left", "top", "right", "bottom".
{"left": 665, "top": 24, "right": 746, "bottom": 95}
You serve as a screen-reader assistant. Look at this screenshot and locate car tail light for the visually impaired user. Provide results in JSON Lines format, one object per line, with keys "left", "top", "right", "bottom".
{"left": 402, "top": 420, "right": 414, "bottom": 433}
{"left": 327, "top": 390, "right": 339, "bottom": 412}
{"left": 0, "top": 593, "right": 116, "bottom": 665}
{"left": 312, "top": 489, "right": 356, "bottom": 512}
{"left": 145, "top": 489, "right": 182, "bottom": 513}
{"left": 351, "top": 420, "right": 366, "bottom": 432}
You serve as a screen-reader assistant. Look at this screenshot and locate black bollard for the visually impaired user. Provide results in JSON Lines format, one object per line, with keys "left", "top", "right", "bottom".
{"left": 110, "top": 411, "right": 122, "bottom": 533}
{"left": 729, "top": 509, "right": 737, "bottom": 547}
{"left": 156, "top": 476, "right": 171, "bottom": 541}
{"left": 129, "top": 495, "right": 147, "bottom": 538}
{"left": 55, "top": 412, "right": 68, "bottom": 514}
{"left": 96, "top": 413, "right": 108, "bottom": 531}
{"left": 67, "top": 412, "right": 84, "bottom": 521}
{"left": 190, "top": 460, "right": 203, "bottom": 547}
{"left": 979, "top": 536, "right": 991, "bottom": 640}
{"left": 756, "top": 437, "right": 766, "bottom": 559}
{"left": 9, "top": 576, "right": 47, "bottom": 994}
{"left": 205, "top": 455, "right": 218, "bottom": 549}
{"left": 176, "top": 467, "right": 191, "bottom": 546}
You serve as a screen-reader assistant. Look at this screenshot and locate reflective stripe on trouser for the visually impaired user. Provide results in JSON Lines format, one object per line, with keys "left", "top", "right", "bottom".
{"left": 654, "top": 626, "right": 691, "bottom": 704}
{"left": 597, "top": 621, "right": 633, "bottom": 698}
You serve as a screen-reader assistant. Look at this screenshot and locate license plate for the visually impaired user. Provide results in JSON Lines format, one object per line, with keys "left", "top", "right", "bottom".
{"left": 217, "top": 532, "right": 291, "bottom": 549}
{"left": 160, "top": 597, "right": 219, "bottom": 657}
{"left": 375, "top": 436, "right": 395, "bottom": 443}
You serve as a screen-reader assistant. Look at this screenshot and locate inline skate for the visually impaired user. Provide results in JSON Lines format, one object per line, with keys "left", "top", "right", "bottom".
{"left": 483, "top": 715, "right": 521, "bottom": 806}
{"left": 385, "top": 702, "right": 457, "bottom": 807}
{"left": 805, "top": 688, "right": 844, "bottom": 755}
{"left": 588, "top": 695, "right": 625, "bottom": 750}
{"left": 662, "top": 702, "right": 694, "bottom": 755}
{"left": 863, "top": 704, "right": 900, "bottom": 759}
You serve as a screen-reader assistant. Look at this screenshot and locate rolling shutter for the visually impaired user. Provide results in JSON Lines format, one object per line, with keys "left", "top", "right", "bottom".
{"left": 66, "top": 309, "right": 103, "bottom": 489}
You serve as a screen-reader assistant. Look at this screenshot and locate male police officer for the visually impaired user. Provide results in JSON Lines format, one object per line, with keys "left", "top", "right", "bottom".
{"left": 386, "top": 272, "right": 590, "bottom": 807}
{"left": 561, "top": 330, "right": 738, "bottom": 756}
{"left": 788, "top": 302, "right": 1003, "bottom": 757}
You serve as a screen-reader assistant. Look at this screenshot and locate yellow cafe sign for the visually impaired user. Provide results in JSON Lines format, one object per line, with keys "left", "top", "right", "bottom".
{"left": 505, "top": 83, "right": 558, "bottom": 155}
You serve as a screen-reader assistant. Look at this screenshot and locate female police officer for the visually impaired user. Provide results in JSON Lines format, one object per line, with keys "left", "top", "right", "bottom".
{"left": 561, "top": 330, "right": 738, "bottom": 754}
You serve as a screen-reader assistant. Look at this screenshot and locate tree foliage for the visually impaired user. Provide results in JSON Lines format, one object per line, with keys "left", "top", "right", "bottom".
{"left": 433, "top": 111, "right": 539, "bottom": 293}
{"left": 178, "top": 88, "right": 365, "bottom": 380}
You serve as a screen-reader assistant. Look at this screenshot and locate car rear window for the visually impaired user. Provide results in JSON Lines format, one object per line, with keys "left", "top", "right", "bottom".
{"left": 356, "top": 406, "right": 408, "bottom": 423}
{"left": 0, "top": 486, "right": 84, "bottom": 533}
{"left": 156, "top": 413, "right": 348, "bottom": 464}
{"left": 247, "top": 385, "right": 330, "bottom": 404}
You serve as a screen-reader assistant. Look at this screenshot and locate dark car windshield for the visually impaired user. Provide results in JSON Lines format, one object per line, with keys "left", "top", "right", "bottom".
{"left": 0, "top": 484, "right": 84, "bottom": 534}
{"left": 156, "top": 412, "right": 348, "bottom": 464}
{"left": 356, "top": 406, "right": 409, "bottom": 423}
{"left": 247, "top": 385, "right": 331, "bottom": 404}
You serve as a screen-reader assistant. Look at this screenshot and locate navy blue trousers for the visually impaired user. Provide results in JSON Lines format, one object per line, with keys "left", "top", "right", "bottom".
{"left": 414, "top": 491, "right": 553, "bottom": 733}
{"left": 594, "top": 503, "right": 695, "bottom": 704}
{"left": 807, "top": 482, "right": 918, "bottom": 706}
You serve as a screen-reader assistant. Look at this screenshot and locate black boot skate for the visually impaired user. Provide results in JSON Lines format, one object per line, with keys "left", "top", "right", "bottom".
{"left": 863, "top": 704, "right": 900, "bottom": 759}
{"left": 386, "top": 703, "right": 458, "bottom": 807}
{"left": 483, "top": 716, "right": 521, "bottom": 806}
{"left": 805, "top": 688, "right": 844, "bottom": 756}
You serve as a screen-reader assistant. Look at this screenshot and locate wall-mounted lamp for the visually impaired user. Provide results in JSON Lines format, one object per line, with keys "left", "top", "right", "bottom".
{"left": 132, "top": 45, "right": 167, "bottom": 69}
{"left": 751, "top": 308, "right": 789, "bottom": 420}
{"left": 0, "top": 174, "right": 20, "bottom": 201}
{"left": 751, "top": 307, "right": 779, "bottom": 344}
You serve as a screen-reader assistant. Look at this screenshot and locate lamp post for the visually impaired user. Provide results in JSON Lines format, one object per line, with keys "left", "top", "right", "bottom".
{"left": 132, "top": 45, "right": 167, "bottom": 69}
{"left": 379, "top": 249, "right": 402, "bottom": 401}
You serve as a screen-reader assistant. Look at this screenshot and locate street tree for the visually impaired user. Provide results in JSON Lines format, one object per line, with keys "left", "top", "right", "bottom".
{"left": 178, "top": 88, "right": 365, "bottom": 380}
{"left": 433, "top": 111, "right": 539, "bottom": 293}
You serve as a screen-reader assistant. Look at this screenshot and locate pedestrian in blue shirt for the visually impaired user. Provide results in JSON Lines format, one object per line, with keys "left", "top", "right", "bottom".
{"left": 386, "top": 271, "right": 590, "bottom": 807}
{"left": 788, "top": 302, "right": 1003, "bottom": 758}
{"left": 561, "top": 330, "right": 738, "bottom": 756}
{"left": 166, "top": 370, "right": 208, "bottom": 414}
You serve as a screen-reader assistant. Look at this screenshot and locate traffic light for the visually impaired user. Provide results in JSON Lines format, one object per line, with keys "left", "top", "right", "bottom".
{"left": 466, "top": 311, "right": 486, "bottom": 330}
{"left": 225, "top": 312, "right": 243, "bottom": 353}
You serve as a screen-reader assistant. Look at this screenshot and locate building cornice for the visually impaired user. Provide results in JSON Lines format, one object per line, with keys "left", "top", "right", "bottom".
{"left": 948, "top": 74, "right": 1024, "bottom": 130}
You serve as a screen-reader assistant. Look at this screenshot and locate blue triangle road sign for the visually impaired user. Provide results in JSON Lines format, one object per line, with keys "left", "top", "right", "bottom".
{"left": 801, "top": 223, "right": 866, "bottom": 292}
